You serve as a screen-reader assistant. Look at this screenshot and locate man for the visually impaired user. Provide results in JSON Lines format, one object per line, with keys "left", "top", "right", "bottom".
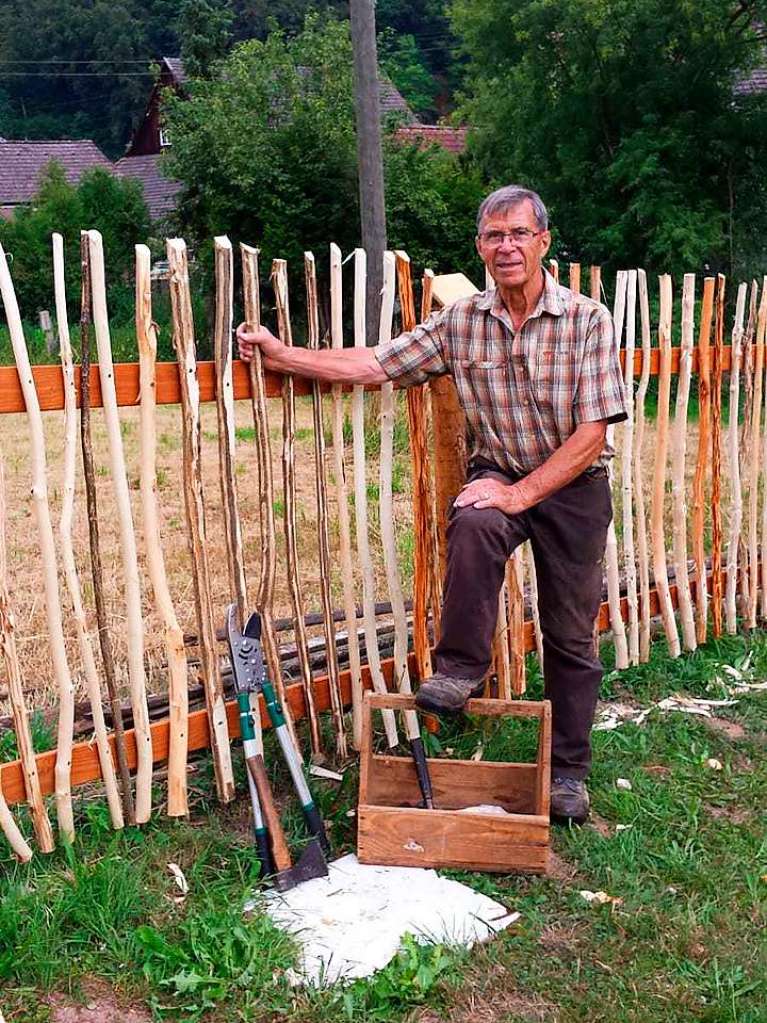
{"left": 236, "top": 185, "right": 626, "bottom": 824}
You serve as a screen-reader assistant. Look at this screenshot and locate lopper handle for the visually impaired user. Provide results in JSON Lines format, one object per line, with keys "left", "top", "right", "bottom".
{"left": 247, "top": 756, "right": 292, "bottom": 873}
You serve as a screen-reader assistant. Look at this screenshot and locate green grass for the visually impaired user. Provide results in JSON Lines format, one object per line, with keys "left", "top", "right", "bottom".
{"left": 1, "top": 630, "right": 766, "bottom": 1021}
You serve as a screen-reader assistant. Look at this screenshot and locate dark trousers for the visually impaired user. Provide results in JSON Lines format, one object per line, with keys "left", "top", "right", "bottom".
{"left": 433, "top": 460, "right": 613, "bottom": 780}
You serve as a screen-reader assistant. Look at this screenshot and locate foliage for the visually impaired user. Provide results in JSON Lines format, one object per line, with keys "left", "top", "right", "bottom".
{"left": 178, "top": 0, "right": 233, "bottom": 80}
{"left": 450, "top": 0, "right": 767, "bottom": 277}
{"left": 163, "top": 16, "right": 485, "bottom": 302}
{"left": 378, "top": 30, "right": 440, "bottom": 118}
{"left": 0, "top": 162, "right": 151, "bottom": 321}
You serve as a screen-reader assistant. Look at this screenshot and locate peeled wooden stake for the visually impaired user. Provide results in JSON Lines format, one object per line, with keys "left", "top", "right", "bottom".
{"left": 726, "top": 284, "right": 747, "bottom": 633}
{"left": 605, "top": 271, "right": 629, "bottom": 669}
{"left": 167, "top": 237, "right": 234, "bottom": 804}
{"left": 634, "top": 270, "right": 652, "bottom": 662}
{"left": 621, "top": 270, "right": 639, "bottom": 664}
{"left": 0, "top": 240, "right": 75, "bottom": 842}
{"left": 711, "top": 275, "right": 726, "bottom": 637}
{"left": 692, "top": 278, "right": 715, "bottom": 642}
{"left": 137, "top": 243, "right": 189, "bottom": 818}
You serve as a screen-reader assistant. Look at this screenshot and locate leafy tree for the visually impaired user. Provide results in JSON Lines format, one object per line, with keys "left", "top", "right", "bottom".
{"left": 179, "top": 0, "right": 233, "bottom": 79}
{"left": 162, "top": 16, "right": 485, "bottom": 315}
{"left": 378, "top": 30, "right": 439, "bottom": 118}
{"left": 450, "top": 0, "right": 767, "bottom": 276}
{"left": 0, "top": 163, "right": 151, "bottom": 317}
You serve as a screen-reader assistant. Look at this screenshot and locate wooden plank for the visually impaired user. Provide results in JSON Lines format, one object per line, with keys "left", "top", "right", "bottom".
{"left": 366, "top": 755, "right": 537, "bottom": 813}
{"left": 357, "top": 806, "right": 549, "bottom": 873}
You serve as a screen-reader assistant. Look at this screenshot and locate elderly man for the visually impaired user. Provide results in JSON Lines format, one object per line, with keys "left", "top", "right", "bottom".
{"left": 236, "top": 185, "right": 626, "bottom": 824}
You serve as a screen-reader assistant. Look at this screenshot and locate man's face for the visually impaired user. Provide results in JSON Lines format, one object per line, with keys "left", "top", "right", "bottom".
{"left": 475, "top": 200, "right": 551, "bottom": 290}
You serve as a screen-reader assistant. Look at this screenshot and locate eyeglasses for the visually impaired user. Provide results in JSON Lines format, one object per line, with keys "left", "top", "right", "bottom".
{"left": 479, "top": 228, "right": 543, "bottom": 247}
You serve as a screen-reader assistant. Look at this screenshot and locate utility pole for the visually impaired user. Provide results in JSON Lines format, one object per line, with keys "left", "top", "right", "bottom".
{"left": 350, "top": 0, "right": 387, "bottom": 339}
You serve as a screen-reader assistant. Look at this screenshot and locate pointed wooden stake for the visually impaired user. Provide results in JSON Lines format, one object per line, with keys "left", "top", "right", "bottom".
{"left": 726, "top": 284, "right": 747, "bottom": 633}
{"left": 671, "top": 274, "right": 696, "bottom": 652}
{"left": 621, "top": 270, "right": 639, "bottom": 663}
{"left": 634, "top": 269, "right": 652, "bottom": 662}
{"left": 711, "top": 275, "right": 726, "bottom": 637}
{"left": 605, "top": 271, "right": 629, "bottom": 668}
{"left": 692, "top": 277, "right": 715, "bottom": 643}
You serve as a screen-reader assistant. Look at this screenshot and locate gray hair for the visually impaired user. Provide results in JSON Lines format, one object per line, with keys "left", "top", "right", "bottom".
{"left": 476, "top": 185, "right": 549, "bottom": 234}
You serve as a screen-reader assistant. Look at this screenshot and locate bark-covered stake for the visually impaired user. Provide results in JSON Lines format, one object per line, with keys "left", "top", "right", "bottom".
{"left": 0, "top": 459, "right": 54, "bottom": 853}
{"left": 651, "top": 274, "right": 681, "bottom": 658}
{"left": 739, "top": 284, "right": 758, "bottom": 618}
{"left": 272, "top": 258, "right": 323, "bottom": 761}
{"left": 378, "top": 251, "right": 434, "bottom": 805}
{"left": 395, "top": 250, "right": 434, "bottom": 682}
{"left": 79, "top": 233, "right": 134, "bottom": 823}
{"left": 711, "top": 275, "right": 726, "bottom": 637}
{"left": 0, "top": 763, "right": 32, "bottom": 861}
{"left": 621, "top": 270, "right": 639, "bottom": 663}
{"left": 420, "top": 269, "right": 443, "bottom": 638}
{"left": 329, "top": 243, "right": 364, "bottom": 749}
{"left": 726, "top": 284, "right": 747, "bottom": 634}
{"left": 352, "top": 248, "right": 398, "bottom": 747}
{"left": 89, "top": 229, "right": 153, "bottom": 823}
{"left": 137, "top": 243, "right": 189, "bottom": 818}
{"left": 240, "top": 244, "right": 300, "bottom": 754}
{"left": 605, "top": 270, "right": 629, "bottom": 669}
{"left": 692, "top": 278, "right": 715, "bottom": 643}
{"left": 634, "top": 270, "right": 652, "bottom": 662}
{"left": 167, "top": 237, "right": 235, "bottom": 803}
{"left": 0, "top": 240, "right": 75, "bottom": 841}
{"left": 53, "top": 233, "right": 123, "bottom": 829}
{"left": 670, "top": 273, "right": 696, "bottom": 652}
{"left": 305, "top": 250, "right": 347, "bottom": 759}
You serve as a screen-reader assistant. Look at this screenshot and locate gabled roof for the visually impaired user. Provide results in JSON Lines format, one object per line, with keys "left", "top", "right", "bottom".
{"left": 393, "top": 124, "right": 468, "bottom": 154}
{"left": 0, "top": 139, "right": 112, "bottom": 206}
{"left": 161, "top": 56, "right": 187, "bottom": 85}
{"left": 378, "top": 78, "right": 417, "bottom": 123}
{"left": 115, "top": 154, "right": 181, "bottom": 221}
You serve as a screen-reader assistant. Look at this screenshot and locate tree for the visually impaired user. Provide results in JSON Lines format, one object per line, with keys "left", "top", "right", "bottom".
{"left": 378, "top": 30, "right": 439, "bottom": 118}
{"left": 179, "top": 0, "right": 233, "bottom": 79}
{"left": 0, "top": 163, "right": 151, "bottom": 318}
{"left": 451, "top": 0, "right": 767, "bottom": 276}
{"left": 162, "top": 16, "right": 485, "bottom": 315}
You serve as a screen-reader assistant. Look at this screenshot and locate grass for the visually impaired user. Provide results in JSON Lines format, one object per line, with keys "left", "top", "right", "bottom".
{"left": 1, "top": 628, "right": 766, "bottom": 1022}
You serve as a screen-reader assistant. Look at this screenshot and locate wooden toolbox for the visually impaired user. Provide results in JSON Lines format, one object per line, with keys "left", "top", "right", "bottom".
{"left": 357, "top": 692, "right": 551, "bottom": 875}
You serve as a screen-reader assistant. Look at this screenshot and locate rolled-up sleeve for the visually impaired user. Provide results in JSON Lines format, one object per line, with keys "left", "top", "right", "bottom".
{"left": 374, "top": 309, "right": 449, "bottom": 387}
{"left": 572, "top": 308, "right": 627, "bottom": 425}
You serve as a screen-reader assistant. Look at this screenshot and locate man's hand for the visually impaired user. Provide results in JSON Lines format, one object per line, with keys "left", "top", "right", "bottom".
{"left": 235, "top": 323, "right": 285, "bottom": 363}
{"left": 454, "top": 477, "right": 530, "bottom": 515}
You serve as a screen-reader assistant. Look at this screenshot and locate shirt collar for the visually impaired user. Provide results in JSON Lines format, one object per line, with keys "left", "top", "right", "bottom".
{"left": 476, "top": 268, "right": 566, "bottom": 320}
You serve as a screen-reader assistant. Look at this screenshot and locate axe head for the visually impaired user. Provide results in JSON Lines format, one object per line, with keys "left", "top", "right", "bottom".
{"left": 273, "top": 839, "right": 328, "bottom": 892}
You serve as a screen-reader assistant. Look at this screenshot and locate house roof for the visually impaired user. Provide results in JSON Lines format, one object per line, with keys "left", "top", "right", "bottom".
{"left": 378, "top": 78, "right": 417, "bottom": 123}
{"left": 115, "top": 154, "right": 181, "bottom": 221}
{"left": 393, "top": 124, "right": 468, "bottom": 154}
{"left": 161, "top": 56, "right": 187, "bottom": 85}
{"left": 0, "top": 139, "right": 112, "bottom": 206}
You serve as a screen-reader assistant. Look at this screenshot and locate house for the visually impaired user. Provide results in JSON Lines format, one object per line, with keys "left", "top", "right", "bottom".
{"left": 0, "top": 139, "right": 111, "bottom": 219}
{"left": 392, "top": 124, "right": 468, "bottom": 155}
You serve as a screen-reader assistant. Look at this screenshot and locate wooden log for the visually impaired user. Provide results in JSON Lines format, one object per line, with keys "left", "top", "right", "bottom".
{"left": 329, "top": 243, "right": 364, "bottom": 749}
{"left": 53, "top": 233, "right": 123, "bottom": 829}
{"left": 378, "top": 252, "right": 422, "bottom": 745}
{"left": 726, "top": 284, "right": 747, "bottom": 633}
{"left": 670, "top": 273, "right": 696, "bottom": 651}
{"left": 78, "top": 233, "right": 134, "bottom": 824}
{"left": 305, "top": 250, "right": 347, "bottom": 758}
{"left": 89, "top": 230, "right": 153, "bottom": 824}
{"left": 507, "top": 551, "right": 526, "bottom": 695}
{"left": 621, "top": 269, "right": 640, "bottom": 663}
{"left": 0, "top": 240, "right": 76, "bottom": 841}
{"left": 651, "top": 274, "right": 681, "bottom": 658}
{"left": 395, "top": 250, "right": 433, "bottom": 682}
{"left": 272, "top": 257, "right": 323, "bottom": 760}
{"left": 711, "top": 274, "right": 726, "bottom": 637}
{"left": 590, "top": 266, "right": 602, "bottom": 302}
{"left": 605, "top": 271, "right": 629, "bottom": 668}
{"left": 748, "top": 279, "right": 767, "bottom": 629}
{"left": 352, "top": 248, "right": 398, "bottom": 747}
{"left": 569, "top": 263, "right": 581, "bottom": 294}
{"left": 692, "top": 277, "right": 715, "bottom": 643}
{"left": 0, "top": 764, "right": 32, "bottom": 861}
{"left": 0, "top": 459, "right": 54, "bottom": 852}
{"left": 167, "top": 237, "right": 234, "bottom": 803}
{"left": 240, "top": 245, "right": 300, "bottom": 755}
{"left": 420, "top": 268, "right": 443, "bottom": 639}
{"left": 137, "top": 243, "right": 189, "bottom": 818}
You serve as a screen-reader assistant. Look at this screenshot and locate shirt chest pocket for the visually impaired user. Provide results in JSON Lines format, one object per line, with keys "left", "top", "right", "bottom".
{"left": 535, "top": 343, "right": 571, "bottom": 392}
{"left": 453, "top": 358, "right": 512, "bottom": 411}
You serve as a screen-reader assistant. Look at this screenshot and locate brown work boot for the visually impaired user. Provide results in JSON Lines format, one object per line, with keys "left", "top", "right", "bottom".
{"left": 415, "top": 671, "right": 486, "bottom": 715}
{"left": 550, "top": 777, "right": 590, "bottom": 826}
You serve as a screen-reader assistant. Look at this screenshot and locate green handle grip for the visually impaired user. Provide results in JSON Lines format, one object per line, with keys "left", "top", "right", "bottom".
{"left": 261, "top": 680, "right": 286, "bottom": 729}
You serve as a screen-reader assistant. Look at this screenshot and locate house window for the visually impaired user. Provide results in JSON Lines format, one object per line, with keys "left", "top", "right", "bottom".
{"left": 159, "top": 127, "right": 171, "bottom": 148}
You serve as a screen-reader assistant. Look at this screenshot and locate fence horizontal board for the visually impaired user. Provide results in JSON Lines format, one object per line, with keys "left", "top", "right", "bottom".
{"left": 0, "top": 345, "right": 739, "bottom": 414}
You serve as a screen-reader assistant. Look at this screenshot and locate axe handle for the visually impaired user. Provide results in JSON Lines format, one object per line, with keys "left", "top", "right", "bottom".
{"left": 247, "top": 755, "right": 292, "bottom": 873}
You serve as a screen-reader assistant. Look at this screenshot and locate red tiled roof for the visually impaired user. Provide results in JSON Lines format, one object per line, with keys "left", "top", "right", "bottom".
{"left": 0, "top": 139, "right": 112, "bottom": 206}
{"left": 393, "top": 124, "right": 468, "bottom": 154}
{"left": 115, "top": 153, "right": 181, "bottom": 221}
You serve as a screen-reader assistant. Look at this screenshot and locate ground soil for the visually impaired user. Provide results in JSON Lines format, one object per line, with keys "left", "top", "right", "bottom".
{"left": 46, "top": 980, "right": 151, "bottom": 1023}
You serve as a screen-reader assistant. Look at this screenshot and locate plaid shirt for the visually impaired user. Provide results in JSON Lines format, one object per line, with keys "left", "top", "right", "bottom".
{"left": 375, "top": 270, "right": 627, "bottom": 475}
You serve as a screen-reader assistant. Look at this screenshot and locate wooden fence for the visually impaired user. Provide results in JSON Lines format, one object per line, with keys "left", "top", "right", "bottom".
{"left": 0, "top": 236, "right": 761, "bottom": 861}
